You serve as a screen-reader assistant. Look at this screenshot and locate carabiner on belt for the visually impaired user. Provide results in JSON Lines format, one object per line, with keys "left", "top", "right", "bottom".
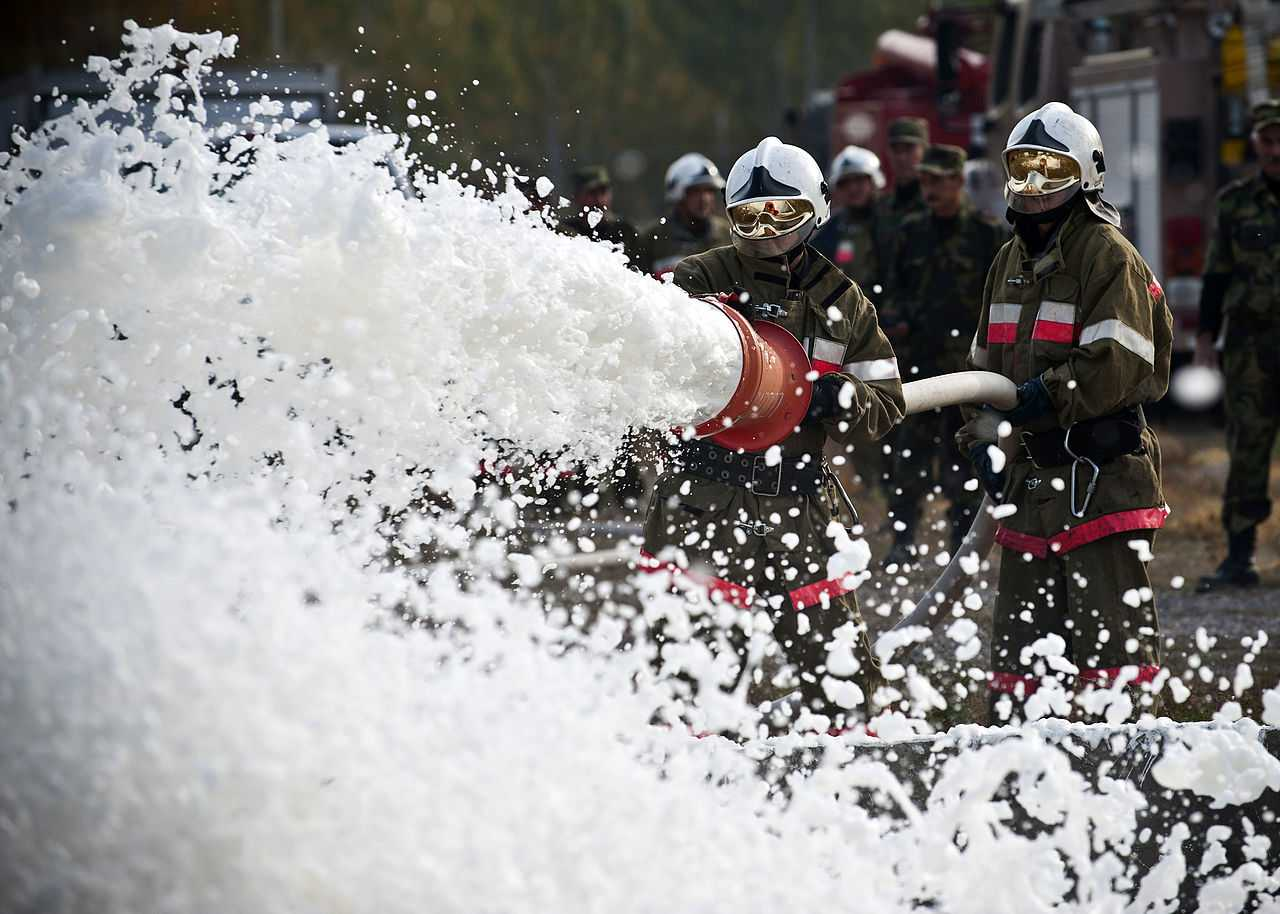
{"left": 822, "top": 462, "right": 861, "bottom": 528}
{"left": 1063, "top": 424, "right": 1099, "bottom": 519}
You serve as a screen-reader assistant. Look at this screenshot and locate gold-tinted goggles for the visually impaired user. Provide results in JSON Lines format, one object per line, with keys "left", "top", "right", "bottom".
{"left": 1004, "top": 148, "right": 1082, "bottom": 195}
{"left": 728, "top": 198, "right": 814, "bottom": 238}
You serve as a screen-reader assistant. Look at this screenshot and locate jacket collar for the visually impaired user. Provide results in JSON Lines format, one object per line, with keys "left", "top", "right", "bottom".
{"left": 1011, "top": 203, "right": 1092, "bottom": 278}
{"left": 734, "top": 243, "right": 812, "bottom": 284}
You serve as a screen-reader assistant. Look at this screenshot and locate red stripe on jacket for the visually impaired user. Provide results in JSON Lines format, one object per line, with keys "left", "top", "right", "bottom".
{"left": 994, "top": 506, "right": 1170, "bottom": 559}
{"left": 987, "top": 322, "right": 1018, "bottom": 344}
{"left": 1031, "top": 320, "right": 1076, "bottom": 343}
{"left": 637, "top": 550, "right": 753, "bottom": 609}
{"left": 989, "top": 664, "right": 1161, "bottom": 694}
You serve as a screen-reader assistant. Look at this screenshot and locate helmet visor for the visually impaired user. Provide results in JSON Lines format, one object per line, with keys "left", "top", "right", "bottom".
{"left": 1005, "top": 148, "right": 1082, "bottom": 196}
{"left": 728, "top": 198, "right": 814, "bottom": 238}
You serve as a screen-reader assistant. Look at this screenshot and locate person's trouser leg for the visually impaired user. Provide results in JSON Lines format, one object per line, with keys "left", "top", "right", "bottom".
{"left": 1222, "top": 335, "right": 1279, "bottom": 536}
{"left": 991, "top": 533, "right": 1162, "bottom": 723}
{"left": 774, "top": 588, "right": 883, "bottom": 729}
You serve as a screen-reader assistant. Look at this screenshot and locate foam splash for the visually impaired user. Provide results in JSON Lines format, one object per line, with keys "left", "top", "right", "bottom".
{"left": 1, "top": 22, "right": 1277, "bottom": 914}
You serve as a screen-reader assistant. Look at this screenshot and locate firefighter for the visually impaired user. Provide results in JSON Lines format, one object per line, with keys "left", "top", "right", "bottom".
{"left": 560, "top": 164, "right": 640, "bottom": 260}
{"left": 883, "top": 144, "right": 1006, "bottom": 564}
{"left": 1194, "top": 99, "right": 1280, "bottom": 592}
{"left": 811, "top": 145, "right": 891, "bottom": 296}
{"left": 957, "top": 102, "right": 1172, "bottom": 723}
{"left": 635, "top": 153, "right": 731, "bottom": 278}
{"left": 642, "top": 137, "right": 905, "bottom": 732}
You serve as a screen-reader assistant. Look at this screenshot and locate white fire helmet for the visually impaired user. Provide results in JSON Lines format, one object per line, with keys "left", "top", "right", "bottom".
{"left": 1003, "top": 101, "right": 1120, "bottom": 227}
{"left": 724, "top": 136, "right": 831, "bottom": 258}
{"left": 828, "top": 145, "right": 886, "bottom": 190}
{"left": 664, "top": 152, "right": 726, "bottom": 203}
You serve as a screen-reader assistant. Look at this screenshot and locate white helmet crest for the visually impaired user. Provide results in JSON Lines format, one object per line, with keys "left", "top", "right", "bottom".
{"left": 724, "top": 137, "right": 831, "bottom": 258}
{"left": 828, "top": 145, "right": 885, "bottom": 190}
{"left": 664, "top": 153, "right": 725, "bottom": 203}
{"left": 1004, "top": 102, "right": 1119, "bottom": 227}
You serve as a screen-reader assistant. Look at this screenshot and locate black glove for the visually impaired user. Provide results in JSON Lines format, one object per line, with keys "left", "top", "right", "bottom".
{"left": 1000, "top": 375, "right": 1054, "bottom": 426}
{"left": 968, "top": 443, "right": 1006, "bottom": 502}
{"left": 804, "top": 374, "right": 851, "bottom": 425}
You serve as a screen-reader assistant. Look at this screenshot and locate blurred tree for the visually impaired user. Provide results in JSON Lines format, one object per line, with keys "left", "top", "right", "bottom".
{"left": 4, "top": 0, "right": 934, "bottom": 220}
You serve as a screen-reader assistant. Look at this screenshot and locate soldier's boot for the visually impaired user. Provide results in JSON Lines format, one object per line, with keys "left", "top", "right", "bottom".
{"left": 1196, "top": 527, "right": 1261, "bottom": 593}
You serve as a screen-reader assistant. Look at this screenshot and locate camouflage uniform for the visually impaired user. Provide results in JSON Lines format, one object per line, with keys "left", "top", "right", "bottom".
{"left": 642, "top": 243, "right": 904, "bottom": 726}
{"left": 957, "top": 201, "right": 1173, "bottom": 721}
{"left": 635, "top": 212, "right": 732, "bottom": 279}
{"left": 876, "top": 116, "right": 930, "bottom": 242}
{"left": 1202, "top": 172, "right": 1280, "bottom": 538}
{"left": 885, "top": 147, "right": 1007, "bottom": 552}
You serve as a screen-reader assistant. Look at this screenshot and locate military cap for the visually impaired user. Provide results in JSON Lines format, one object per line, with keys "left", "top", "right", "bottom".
{"left": 887, "top": 116, "right": 930, "bottom": 146}
{"left": 1251, "top": 99, "right": 1280, "bottom": 132}
{"left": 571, "top": 165, "right": 611, "bottom": 193}
{"left": 917, "top": 143, "right": 967, "bottom": 176}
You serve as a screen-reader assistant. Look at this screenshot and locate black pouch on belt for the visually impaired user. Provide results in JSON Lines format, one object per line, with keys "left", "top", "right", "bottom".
{"left": 1022, "top": 406, "right": 1146, "bottom": 468}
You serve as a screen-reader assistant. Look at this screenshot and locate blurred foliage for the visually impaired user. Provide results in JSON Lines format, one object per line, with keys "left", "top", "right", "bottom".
{"left": 7, "top": 0, "right": 933, "bottom": 219}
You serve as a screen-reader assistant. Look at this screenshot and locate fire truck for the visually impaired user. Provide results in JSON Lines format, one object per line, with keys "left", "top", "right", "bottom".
{"left": 814, "top": 0, "right": 1280, "bottom": 354}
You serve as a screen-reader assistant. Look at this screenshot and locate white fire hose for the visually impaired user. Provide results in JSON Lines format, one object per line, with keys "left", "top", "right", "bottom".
{"left": 889, "top": 371, "right": 1018, "bottom": 635}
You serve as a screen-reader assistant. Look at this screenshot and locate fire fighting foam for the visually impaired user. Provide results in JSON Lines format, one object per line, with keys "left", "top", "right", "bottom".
{"left": 2, "top": 23, "right": 1278, "bottom": 913}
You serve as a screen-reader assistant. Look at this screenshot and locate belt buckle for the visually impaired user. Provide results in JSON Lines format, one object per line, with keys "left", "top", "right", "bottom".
{"left": 750, "top": 455, "right": 783, "bottom": 497}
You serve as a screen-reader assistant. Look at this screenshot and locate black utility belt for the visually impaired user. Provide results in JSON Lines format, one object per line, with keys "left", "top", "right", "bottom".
{"left": 676, "top": 439, "right": 824, "bottom": 497}
{"left": 1021, "top": 406, "right": 1146, "bottom": 469}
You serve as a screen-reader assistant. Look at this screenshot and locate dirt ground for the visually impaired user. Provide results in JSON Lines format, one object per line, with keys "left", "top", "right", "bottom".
{"left": 845, "top": 415, "right": 1280, "bottom": 726}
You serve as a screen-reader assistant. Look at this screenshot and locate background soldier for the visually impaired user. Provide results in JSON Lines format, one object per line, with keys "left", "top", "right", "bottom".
{"left": 811, "top": 145, "right": 890, "bottom": 296}
{"left": 883, "top": 144, "right": 1006, "bottom": 562}
{"left": 1195, "top": 99, "right": 1280, "bottom": 592}
{"left": 878, "top": 116, "right": 930, "bottom": 238}
{"left": 643, "top": 137, "right": 904, "bottom": 733}
{"left": 635, "top": 153, "right": 731, "bottom": 278}
{"left": 959, "top": 103, "right": 1172, "bottom": 724}
{"left": 560, "top": 165, "right": 640, "bottom": 261}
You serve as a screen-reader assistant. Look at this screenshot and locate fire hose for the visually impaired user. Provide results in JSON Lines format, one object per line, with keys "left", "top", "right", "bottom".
{"left": 545, "top": 303, "right": 1020, "bottom": 620}
{"left": 893, "top": 372, "right": 1018, "bottom": 633}
{"left": 683, "top": 302, "right": 1020, "bottom": 636}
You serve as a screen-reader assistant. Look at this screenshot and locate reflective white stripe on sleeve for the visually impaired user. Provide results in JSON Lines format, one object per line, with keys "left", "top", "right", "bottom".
{"left": 1079, "top": 319, "right": 1155, "bottom": 365}
{"left": 843, "top": 356, "right": 900, "bottom": 381}
{"left": 969, "top": 340, "right": 989, "bottom": 368}
{"left": 1036, "top": 301, "right": 1076, "bottom": 324}
{"left": 989, "top": 303, "right": 1022, "bottom": 324}
{"left": 808, "top": 337, "right": 845, "bottom": 365}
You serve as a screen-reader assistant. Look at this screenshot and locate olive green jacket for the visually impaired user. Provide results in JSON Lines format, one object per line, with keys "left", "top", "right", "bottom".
{"left": 958, "top": 205, "right": 1174, "bottom": 556}
{"left": 636, "top": 211, "right": 732, "bottom": 278}
{"left": 673, "top": 243, "right": 905, "bottom": 457}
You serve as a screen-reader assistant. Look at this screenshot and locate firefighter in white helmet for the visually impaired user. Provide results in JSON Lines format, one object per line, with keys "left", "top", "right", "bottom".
{"left": 640, "top": 137, "right": 904, "bottom": 734}
{"left": 811, "top": 145, "right": 891, "bottom": 296}
{"left": 635, "top": 153, "right": 731, "bottom": 278}
{"left": 956, "top": 102, "right": 1172, "bottom": 723}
